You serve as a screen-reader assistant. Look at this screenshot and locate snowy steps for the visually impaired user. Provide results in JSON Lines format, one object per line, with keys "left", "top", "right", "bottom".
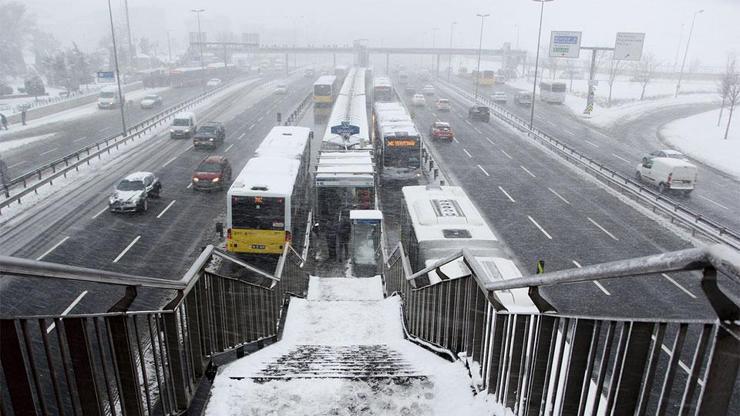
{"left": 244, "top": 344, "right": 424, "bottom": 381}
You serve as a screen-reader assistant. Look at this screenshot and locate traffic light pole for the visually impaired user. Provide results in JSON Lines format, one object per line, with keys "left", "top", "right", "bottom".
{"left": 580, "top": 46, "right": 613, "bottom": 115}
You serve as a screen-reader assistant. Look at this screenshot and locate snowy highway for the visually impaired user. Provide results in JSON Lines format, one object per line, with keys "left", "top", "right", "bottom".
{"left": 0, "top": 74, "right": 315, "bottom": 316}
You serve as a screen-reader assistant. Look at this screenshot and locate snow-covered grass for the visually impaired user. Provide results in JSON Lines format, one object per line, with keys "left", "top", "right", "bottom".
{"left": 661, "top": 108, "right": 740, "bottom": 180}
{"left": 0, "top": 84, "right": 103, "bottom": 114}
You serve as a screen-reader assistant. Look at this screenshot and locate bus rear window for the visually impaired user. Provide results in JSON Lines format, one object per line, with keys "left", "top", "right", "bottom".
{"left": 232, "top": 196, "right": 285, "bottom": 230}
{"left": 551, "top": 84, "right": 566, "bottom": 92}
{"left": 314, "top": 85, "right": 332, "bottom": 96}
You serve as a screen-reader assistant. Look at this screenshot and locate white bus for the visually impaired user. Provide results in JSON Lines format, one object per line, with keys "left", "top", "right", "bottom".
{"left": 374, "top": 102, "right": 421, "bottom": 181}
{"left": 323, "top": 68, "right": 371, "bottom": 150}
{"left": 400, "top": 185, "right": 536, "bottom": 312}
{"left": 372, "top": 76, "right": 394, "bottom": 102}
{"left": 226, "top": 127, "right": 312, "bottom": 255}
{"left": 539, "top": 81, "right": 567, "bottom": 103}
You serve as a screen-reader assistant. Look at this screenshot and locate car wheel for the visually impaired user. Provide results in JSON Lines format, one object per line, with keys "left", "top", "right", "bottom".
{"left": 657, "top": 183, "right": 666, "bottom": 193}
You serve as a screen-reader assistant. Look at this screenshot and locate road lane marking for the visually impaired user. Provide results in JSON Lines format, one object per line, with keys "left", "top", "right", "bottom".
{"left": 186, "top": 182, "right": 193, "bottom": 189}
{"left": 248, "top": 124, "right": 255, "bottom": 130}
{"left": 498, "top": 186, "right": 516, "bottom": 202}
{"left": 162, "top": 156, "right": 177, "bottom": 168}
{"left": 100, "top": 126, "right": 113, "bottom": 133}
{"left": 157, "top": 200, "right": 176, "bottom": 219}
{"left": 528, "top": 216, "right": 552, "bottom": 239}
{"left": 92, "top": 206, "right": 108, "bottom": 219}
{"left": 224, "top": 143, "right": 235, "bottom": 153}
{"left": 572, "top": 260, "right": 611, "bottom": 295}
{"left": 73, "top": 136, "right": 88, "bottom": 143}
{"left": 465, "top": 120, "right": 472, "bottom": 126}
{"left": 474, "top": 127, "right": 483, "bottom": 134}
{"left": 654, "top": 336, "right": 702, "bottom": 382}
{"left": 500, "top": 149, "right": 513, "bottom": 159}
{"left": 485, "top": 137, "right": 495, "bottom": 145}
{"left": 698, "top": 195, "right": 729, "bottom": 210}
{"left": 453, "top": 137, "right": 460, "bottom": 143}
{"left": 36, "top": 236, "right": 70, "bottom": 261}
{"left": 584, "top": 140, "right": 599, "bottom": 148}
{"left": 113, "top": 236, "right": 141, "bottom": 263}
{"left": 587, "top": 217, "right": 619, "bottom": 241}
{"left": 8, "top": 161, "right": 25, "bottom": 169}
{"left": 238, "top": 132, "right": 246, "bottom": 141}
{"left": 46, "top": 290, "right": 88, "bottom": 333}
{"left": 661, "top": 273, "right": 697, "bottom": 299}
{"left": 40, "top": 147, "right": 58, "bottom": 156}
{"left": 520, "top": 165, "right": 536, "bottom": 178}
{"left": 612, "top": 153, "right": 631, "bottom": 164}
{"left": 257, "top": 116, "right": 264, "bottom": 122}
{"left": 463, "top": 148, "right": 473, "bottom": 158}
{"left": 477, "top": 165, "right": 490, "bottom": 176}
{"left": 547, "top": 187, "right": 571, "bottom": 204}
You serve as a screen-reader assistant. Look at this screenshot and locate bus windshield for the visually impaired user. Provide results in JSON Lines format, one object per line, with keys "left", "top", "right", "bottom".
{"left": 99, "top": 91, "right": 115, "bottom": 99}
{"left": 314, "top": 84, "right": 332, "bottom": 96}
{"left": 231, "top": 196, "right": 285, "bottom": 230}
{"left": 384, "top": 138, "right": 421, "bottom": 168}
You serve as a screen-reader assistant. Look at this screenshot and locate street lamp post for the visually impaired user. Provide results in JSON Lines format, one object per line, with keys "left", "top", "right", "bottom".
{"left": 474, "top": 14, "right": 490, "bottom": 103}
{"left": 447, "top": 21, "right": 457, "bottom": 80}
{"left": 432, "top": 27, "right": 439, "bottom": 74}
{"left": 106, "top": 0, "right": 127, "bottom": 136}
{"left": 529, "top": 0, "right": 554, "bottom": 129}
{"left": 675, "top": 9, "right": 703, "bottom": 97}
{"left": 191, "top": 8, "right": 206, "bottom": 90}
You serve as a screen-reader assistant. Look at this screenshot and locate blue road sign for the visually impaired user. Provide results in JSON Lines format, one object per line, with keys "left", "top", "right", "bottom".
{"left": 331, "top": 121, "right": 360, "bottom": 136}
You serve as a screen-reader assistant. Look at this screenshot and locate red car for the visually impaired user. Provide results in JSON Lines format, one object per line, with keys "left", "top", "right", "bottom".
{"left": 430, "top": 122, "right": 454, "bottom": 141}
{"left": 192, "top": 155, "right": 232, "bottom": 191}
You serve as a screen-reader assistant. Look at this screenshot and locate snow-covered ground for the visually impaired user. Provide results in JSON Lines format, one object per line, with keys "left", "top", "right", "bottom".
{"left": 0, "top": 84, "right": 103, "bottom": 114}
{"left": 206, "top": 276, "right": 494, "bottom": 415}
{"left": 0, "top": 132, "right": 57, "bottom": 153}
{"left": 661, "top": 108, "right": 740, "bottom": 180}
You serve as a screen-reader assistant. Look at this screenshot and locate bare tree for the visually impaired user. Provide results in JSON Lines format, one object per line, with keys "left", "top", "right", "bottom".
{"left": 607, "top": 53, "right": 624, "bottom": 106}
{"left": 718, "top": 56, "right": 736, "bottom": 126}
{"left": 633, "top": 53, "right": 658, "bottom": 100}
{"left": 723, "top": 65, "right": 739, "bottom": 140}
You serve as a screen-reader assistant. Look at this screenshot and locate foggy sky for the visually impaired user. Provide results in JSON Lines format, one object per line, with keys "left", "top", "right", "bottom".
{"left": 22, "top": 0, "right": 740, "bottom": 68}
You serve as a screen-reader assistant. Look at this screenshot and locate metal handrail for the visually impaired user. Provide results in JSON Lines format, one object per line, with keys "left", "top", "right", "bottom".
{"left": 436, "top": 78, "right": 740, "bottom": 250}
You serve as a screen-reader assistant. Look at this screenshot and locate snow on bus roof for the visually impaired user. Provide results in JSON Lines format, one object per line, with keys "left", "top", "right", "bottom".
{"left": 401, "top": 185, "right": 497, "bottom": 242}
{"left": 313, "top": 75, "right": 337, "bottom": 86}
{"left": 254, "top": 126, "right": 311, "bottom": 159}
{"left": 230, "top": 157, "right": 301, "bottom": 196}
{"left": 316, "top": 164, "right": 374, "bottom": 174}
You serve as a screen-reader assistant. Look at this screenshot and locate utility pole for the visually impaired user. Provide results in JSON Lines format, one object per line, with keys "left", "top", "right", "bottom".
{"left": 191, "top": 8, "right": 206, "bottom": 91}
{"left": 675, "top": 9, "right": 704, "bottom": 97}
{"left": 529, "top": 0, "right": 554, "bottom": 129}
{"left": 582, "top": 46, "right": 612, "bottom": 115}
{"left": 107, "top": 0, "right": 127, "bottom": 136}
{"left": 123, "top": 0, "right": 135, "bottom": 67}
{"left": 474, "top": 14, "right": 490, "bottom": 103}
{"left": 166, "top": 31, "right": 172, "bottom": 64}
{"left": 447, "top": 21, "right": 457, "bottom": 81}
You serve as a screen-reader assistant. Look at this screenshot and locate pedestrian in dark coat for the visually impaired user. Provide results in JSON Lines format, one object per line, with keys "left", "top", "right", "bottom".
{"left": 21, "top": 108, "right": 27, "bottom": 125}
{"left": 339, "top": 215, "right": 351, "bottom": 261}
{"left": 0, "top": 113, "right": 7, "bottom": 130}
{"left": 325, "top": 221, "right": 337, "bottom": 260}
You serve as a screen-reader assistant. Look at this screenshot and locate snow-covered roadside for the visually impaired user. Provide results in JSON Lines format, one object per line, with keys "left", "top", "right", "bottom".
{"left": 661, "top": 108, "right": 740, "bottom": 180}
{"left": 0, "top": 87, "right": 169, "bottom": 137}
{"left": 0, "top": 132, "right": 57, "bottom": 153}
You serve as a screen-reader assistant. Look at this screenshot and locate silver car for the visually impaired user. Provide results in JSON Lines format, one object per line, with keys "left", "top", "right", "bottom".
{"left": 109, "top": 172, "right": 161, "bottom": 213}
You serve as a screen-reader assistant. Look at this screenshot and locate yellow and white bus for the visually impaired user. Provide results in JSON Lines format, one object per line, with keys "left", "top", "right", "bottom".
{"left": 226, "top": 127, "right": 312, "bottom": 255}
{"left": 313, "top": 75, "right": 339, "bottom": 106}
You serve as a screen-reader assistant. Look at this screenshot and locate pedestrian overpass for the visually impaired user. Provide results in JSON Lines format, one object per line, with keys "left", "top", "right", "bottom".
{"left": 1, "top": 243, "right": 738, "bottom": 415}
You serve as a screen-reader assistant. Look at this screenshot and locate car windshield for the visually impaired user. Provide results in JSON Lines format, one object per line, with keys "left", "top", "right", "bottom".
{"left": 173, "top": 118, "right": 191, "bottom": 126}
{"left": 198, "top": 126, "right": 217, "bottom": 133}
{"left": 116, "top": 179, "right": 145, "bottom": 191}
{"left": 197, "top": 162, "right": 222, "bottom": 173}
{"left": 144, "top": 95, "right": 158, "bottom": 100}
{"left": 99, "top": 91, "right": 115, "bottom": 98}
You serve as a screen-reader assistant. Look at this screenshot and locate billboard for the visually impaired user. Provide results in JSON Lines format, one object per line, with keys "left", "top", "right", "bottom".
{"left": 549, "top": 31, "right": 582, "bottom": 58}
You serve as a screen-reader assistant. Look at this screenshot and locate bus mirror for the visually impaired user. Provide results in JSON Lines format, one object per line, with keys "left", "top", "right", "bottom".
{"left": 216, "top": 222, "right": 224, "bottom": 238}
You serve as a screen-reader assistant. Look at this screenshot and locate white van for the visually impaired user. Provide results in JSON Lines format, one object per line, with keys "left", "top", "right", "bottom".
{"left": 636, "top": 157, "right": 697, "bottom": 194}
{"left": 98, "top": 86, "right": 124, "bottom": 109}
{"left": 170, "top": 112, "right": 197, "bottom": 139}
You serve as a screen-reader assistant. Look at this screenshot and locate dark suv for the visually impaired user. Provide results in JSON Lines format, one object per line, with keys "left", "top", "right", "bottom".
{"left": 468, "top": 105, "right": 490, "bottom": 122}
{"left": 193, "top": 122, "right": 226, "bottom": 149}
{"left": 192, "top": 156, "right": 232, "bottom": 191}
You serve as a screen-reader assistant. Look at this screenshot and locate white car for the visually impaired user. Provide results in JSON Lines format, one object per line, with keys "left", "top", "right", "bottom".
{"left": 412, "top": 94, "right": 426, "bottom": 106}
{"left": 206, "top": 78, "right": 222, "bottom": 87}
{"left": 109, "top": 172, "right": 161, "bottom": 213}
{"left": 422, "top": 84, "right": 435, "bottom": 95}
{"left": 636, "top": 157, "right": 697, "bottom": 194}
{"left": 139, "top": 94, "right": 162, "bottom": 109}
{"left": 274, "top": 84, "right": 288, "bottom": 94}
{"left": 492, "top": 92, "right": 508, "bottom": 104}
{"left": 435, "top": 98, "right": 451, "bottom": 112}
{"left": 648, "top": 149, "right": 689, "bottom": 161}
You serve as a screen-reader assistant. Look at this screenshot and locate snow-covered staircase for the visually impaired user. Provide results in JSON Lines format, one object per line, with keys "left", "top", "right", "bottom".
{"left": 205, "top": 276, "right": 489, "bottom": 415}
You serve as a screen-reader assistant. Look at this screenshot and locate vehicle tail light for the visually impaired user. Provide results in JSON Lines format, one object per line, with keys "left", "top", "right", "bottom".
{"left": 227, "top": 228, "right": 232, "bottom": 240}
{"left": 285, "top": 231, "right": 292, "bottom": 243}
{"left": 667, "top": 173, "right": 673, "bottom": 184}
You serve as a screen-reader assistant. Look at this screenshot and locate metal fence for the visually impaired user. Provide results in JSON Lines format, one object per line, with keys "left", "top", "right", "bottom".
{"left": 380, "top": 242, "right": 740, "bottom": 415}
{"left": 0, "top": 244, "right": 309, "bottom": 415}
{"left": 437, "top": 79, "right": 740, "bottom": 251}
{"left": 0, "top": 78, "right": 248, "bottom": 214}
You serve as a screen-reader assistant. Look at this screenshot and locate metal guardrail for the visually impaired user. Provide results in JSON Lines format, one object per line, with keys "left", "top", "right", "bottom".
{"left": 0, "top": 79, "right": 247, "bottom": 215}
{"left": 282, "top": 92, "right": 313, "bottom": 127}
{"left": 380, "top": 242, "right": 740, "bottom": 415}
{"left": 0, "top": 244, "right": 309, "bottom": 415}
{"left": 438, "top": 79, "right": 740, "bottom": 250}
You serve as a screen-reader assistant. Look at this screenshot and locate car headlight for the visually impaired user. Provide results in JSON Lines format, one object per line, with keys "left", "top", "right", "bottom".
{"left": 193, "top": 177, "right": 199, "bottom": 182}
{"left": 212, "top": 177, "right": 220, "bottom": 183}
{"left": 170, "top": 129, "right": 175, "bottom": 133}
{"left": 209, "top": 138, "right": 214, "bottom": 142}
{"left": 184, "top": 128, "right": 190, "bottom": 133}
